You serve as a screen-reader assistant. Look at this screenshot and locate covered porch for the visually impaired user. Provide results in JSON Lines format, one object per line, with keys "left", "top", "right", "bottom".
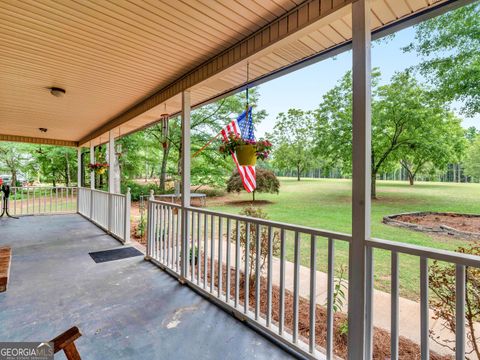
{"left": 1, "top": 0, "right": 478, "bottom": 359}
{"left": 0, "top": 214, "right": 291, "bottom": 359}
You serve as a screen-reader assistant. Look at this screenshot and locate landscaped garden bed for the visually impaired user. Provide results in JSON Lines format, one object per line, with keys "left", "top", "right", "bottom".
{"left": 384, "top": 212, "right": 480, "bottom": 240}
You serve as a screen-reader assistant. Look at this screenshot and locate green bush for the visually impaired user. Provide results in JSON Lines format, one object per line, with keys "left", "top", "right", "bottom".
{"left": 226, "top": 167, "right": 280, "bottom": 201}
{"left": 121, "top": 181, "right": 161, "bottom": 201}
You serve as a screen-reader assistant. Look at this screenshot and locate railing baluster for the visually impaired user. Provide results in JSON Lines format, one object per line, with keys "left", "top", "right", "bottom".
{"left": 235, "top": 220, "right": 240, "bottom": 308}
{"left": 226, "top": 218, "right": 231, "bottom": 303}
{"left": 391, "top": 251, "right": 399, "bottom": 360}
{"left": 266, "top": 226, "right": 273, "bottom": 327}
{"left": 309, "top": 234, "right": 316, "bottom": 354}
{"left": 279, "top": 228, "right": 286, "bottom": 335}
{"left": 365, "top": 245, "right": 374, "bottom": 360}
{"left": 420, "top": 257, "right": 429, "bottom": 360}
{"left": 210, "top": 215, "right": 215, "bottom": 293}
{"left": 197, "top": 211, "right": 201, "bottom": 285}
{"left": 218, "top": 216, "right": 223, "bottom": 298}
{"left": 191, "top": 211, "right": 196, "bottom": 281}
{"left": 255, "top": 223, "right": 261, "bottom": 320}
{"left": 244, "top": 222, "right": 250, "bottom": 314}
{"left": 293, "top": 231, "right": 300, "bottom": 344}
{"left": 169, "top": 207, "right": 174, "bottom": 268}
{"left": 326, "top": 237, "right": 334, "bottom": 360}
{"left": 203, "top": 213, "right": 208, "bottom": 288}
{"left": 176, "top": 208, "right": 181, "bottom": 272}
{"left": 455, "top": 264, "right": 466, "bottom": 360}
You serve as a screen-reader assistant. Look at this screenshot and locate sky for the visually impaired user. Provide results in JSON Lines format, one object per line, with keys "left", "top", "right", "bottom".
{"left": 253, "top": 26, "right": 479, "bottom": 137}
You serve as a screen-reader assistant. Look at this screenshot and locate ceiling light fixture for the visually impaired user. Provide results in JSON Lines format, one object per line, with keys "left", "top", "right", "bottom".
{"left": 49, "top": 87, "right": 66, "bottom": 98}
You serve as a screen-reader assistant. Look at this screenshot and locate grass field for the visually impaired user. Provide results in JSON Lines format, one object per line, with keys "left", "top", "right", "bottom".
{"left": 207, "top": 178, "right": 480, "bottom": 299}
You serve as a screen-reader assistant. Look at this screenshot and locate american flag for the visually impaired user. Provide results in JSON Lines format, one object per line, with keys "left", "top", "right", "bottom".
{"left": 220, "top": 107, "right": 256, "bottom": 193}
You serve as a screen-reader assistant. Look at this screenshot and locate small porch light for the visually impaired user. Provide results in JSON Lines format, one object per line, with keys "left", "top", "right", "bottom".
{"left": 49, "top": 87, "right": 66, "bottom": 98}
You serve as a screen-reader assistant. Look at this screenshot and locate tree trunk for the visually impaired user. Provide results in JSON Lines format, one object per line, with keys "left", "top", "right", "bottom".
{"left": 65, "top": 152, "right": 71, "bottom": 187}
{"left": 371, "top": 172, "right": 377, "bottom": 199}
{"left": 11, "top": 170, "right": 17, "bottom": 186}
{"left": 408, "top": 173, "right": 415, "bottom": 186}
{"left": 297, "top": 165, "right": 301, "bottom": 181}
{"left": 252, "top": 190, "right": 255, "bottom": 202}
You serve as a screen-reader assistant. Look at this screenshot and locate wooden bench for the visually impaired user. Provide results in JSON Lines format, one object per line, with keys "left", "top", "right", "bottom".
{"left": 0, "top": 246, "right": 11, "bottom": 292}
{"left": 51, "top": 326, "right": 82, "bottom": 360}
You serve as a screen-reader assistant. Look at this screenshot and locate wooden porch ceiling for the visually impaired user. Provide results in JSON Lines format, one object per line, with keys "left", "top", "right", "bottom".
{"left": 0, "top": 0, "right": 456, "bottom": 147}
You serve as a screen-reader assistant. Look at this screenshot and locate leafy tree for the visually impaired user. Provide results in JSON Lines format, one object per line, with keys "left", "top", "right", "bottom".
{"left": 0, "top": 142, "right": 33, "bottom": 185}
{"left": 33, "top": 145, "right": 77, "bottom": 186}
{"left": 404, "top": 2, "right": 480, "bottom": 117}
{"left": 270, "top": 109, "right": 317, "bottom": 181}
{"left": 398, "top": 111, "right": 465, "bottom": 185}
{"left": 464, "top": 135, "right": 480, "bottom": 181}
{"left": 226, "top": 167, "right": 280, "bottom": 202}
{"left": 314, "top": 70, "right": 459, "bottom": 197}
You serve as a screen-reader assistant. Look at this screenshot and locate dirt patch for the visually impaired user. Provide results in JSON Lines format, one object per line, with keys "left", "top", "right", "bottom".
{"left": 384, "top": 212, "right": 480, "bottom": 240}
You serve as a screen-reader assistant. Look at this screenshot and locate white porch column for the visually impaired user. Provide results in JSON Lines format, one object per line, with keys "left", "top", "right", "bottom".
{"left": 349, "top": 0, "right": 372, "bottom": 359}
{"left": 77, "top": 147, "right": 82, "bottom": 187}
{"left": 90, "top": 144, "right": 95, "bottom": 189}
{"left": 180, "top": 91, "right": 191, "bottom": 279}
{"left": 108, "top": 131, "right": 115, "bottom": 193}
{"left": 76, "top": 147, "right": 82, "bottom": 213}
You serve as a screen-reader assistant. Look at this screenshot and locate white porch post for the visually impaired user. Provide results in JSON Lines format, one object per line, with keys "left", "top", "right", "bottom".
{"left": 90, "top": 144, "right": 95, "bottom": 190}
{"left": 349, "top": 0, "right": 372, "bottom": 359}
{"left": 108, "top": 131, "right": 115, "bottom": 193}
{"left": 90, "top": 143, "right": 95, "bottom": 219}
{"left": 76, "top": 147, "right": 81, "bottom": 212}
{"left": 180, "top": 91, "right": 191, "bottom": 279}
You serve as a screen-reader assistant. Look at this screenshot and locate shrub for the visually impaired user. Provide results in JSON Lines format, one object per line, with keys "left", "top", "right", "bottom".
{"left": 121, "top": 181, "right": 162, "bottom": 201}
{"left": 226, "top": 167, "right": 280, "bottom": 201}
{"left": 231, "top": 206, "right": 280, "bottom": 284}
{"left": 429, "top": 243, "right": 480, "bottom": 357}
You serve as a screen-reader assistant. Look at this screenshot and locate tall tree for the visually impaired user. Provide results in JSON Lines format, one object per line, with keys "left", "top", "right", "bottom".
{"left": 464, "top": 135, "right": 480, "bottom": 181}
{"left": 314, "top": 70, "right": 458, "bottom": 197}
{"left": 398, "top": 112, "right": 465, "bottom": 185}
{"left": 34, "top": 146, "right": 77, "bottom": 186}
{"left": 270, "top": 109, "right": 317, "bottom": 181}
{"left": 0, "top": 142, "right": 33, "bottom": 185}
{"left": 404, "top": 2, "right": 480, "bottom": 117}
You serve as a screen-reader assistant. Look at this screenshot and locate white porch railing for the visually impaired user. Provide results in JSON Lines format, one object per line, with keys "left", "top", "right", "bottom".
{"left": 146, "top": 199, "right": 351, "bottom": 359}
{"left": 146, "top": 199, "right": 480, "bottom": 360}
{"left": 78, "top": 187, "right": 131, "bottom": 244}
{"left": 3, "top": 186, "right": 77, "bottom": 216}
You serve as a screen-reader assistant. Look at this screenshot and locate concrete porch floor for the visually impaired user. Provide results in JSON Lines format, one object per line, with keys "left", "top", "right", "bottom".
{"left": 0, "top": 214, "right": 292, "bottom": 360}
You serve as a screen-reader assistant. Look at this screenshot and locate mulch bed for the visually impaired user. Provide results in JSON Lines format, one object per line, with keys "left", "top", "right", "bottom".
{"left": 193, "top": 255, "right": 451, "bottom": 360}
{"left": 395, "top": 213, "right": 480, "bottom": 233}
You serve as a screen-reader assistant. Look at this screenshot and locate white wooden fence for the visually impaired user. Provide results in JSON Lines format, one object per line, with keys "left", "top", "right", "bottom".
{"left": 4, "top": 186, "right": 77, "bottom": 216}
{"left": 78, "top": 187, "right": 131, "bottom": 243}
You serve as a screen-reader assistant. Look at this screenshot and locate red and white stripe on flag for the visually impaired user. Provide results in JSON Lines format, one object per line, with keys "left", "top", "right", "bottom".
{"left": 221, "top": 120, "right": 256, "bottom": 193}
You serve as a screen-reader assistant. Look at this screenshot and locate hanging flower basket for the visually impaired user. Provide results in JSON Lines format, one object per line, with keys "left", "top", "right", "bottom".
{"left": 236, "top": 144, "right": 257, "bottom": 166}
{"left": 219, "top": 133, "right": 272, "bottom": 166}
{"left": 88, "top": 162, "right": 109, "bottom": 175}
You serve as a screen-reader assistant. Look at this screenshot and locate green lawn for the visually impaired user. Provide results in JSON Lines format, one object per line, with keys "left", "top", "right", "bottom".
{"left": 207, "top": 178, "right": 480, "bottom": 299}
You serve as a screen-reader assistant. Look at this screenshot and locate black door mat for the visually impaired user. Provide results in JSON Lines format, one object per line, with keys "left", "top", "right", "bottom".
{"left": 89, "top": 247, "right": 143, "bottom": 263}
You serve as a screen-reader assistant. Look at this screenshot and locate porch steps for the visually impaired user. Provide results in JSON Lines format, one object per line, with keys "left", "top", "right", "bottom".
{"left": 0, "top": 246, "right": 11, "bottom": 292}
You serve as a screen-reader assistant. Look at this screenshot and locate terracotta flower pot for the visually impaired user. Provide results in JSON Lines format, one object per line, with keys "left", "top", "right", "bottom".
{"left": 236, "top": 144, "right": 256, "bottom": 166}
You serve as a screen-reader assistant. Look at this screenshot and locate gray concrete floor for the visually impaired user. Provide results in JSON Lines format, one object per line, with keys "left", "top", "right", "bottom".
{"left": 0, "top": 214, "right": 292, "bottom": 360}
